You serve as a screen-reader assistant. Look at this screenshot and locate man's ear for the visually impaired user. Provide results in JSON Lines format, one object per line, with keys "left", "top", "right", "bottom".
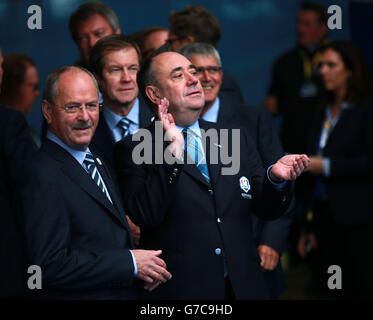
{"left": 42, "top": 100, "right": 53, "bottom": 124}
{"left": 114, "top": 28, "right": 121, "bottom": 35}
{"left": 145, "top": 85, "right": 161, "bottom": 105}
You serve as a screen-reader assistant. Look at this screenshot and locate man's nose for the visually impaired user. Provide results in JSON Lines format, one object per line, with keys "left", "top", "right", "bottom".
{"left": 77, "top": 105, "right": 90, "bottom": 120}
{"left": 88, "top": 35, "right": 97, "bottom": 49}
{"left": 120, "top": 69, "right": 131, "bottom": 82}
{"left": 201, "top": 69, "right": 211, "bottom": 82}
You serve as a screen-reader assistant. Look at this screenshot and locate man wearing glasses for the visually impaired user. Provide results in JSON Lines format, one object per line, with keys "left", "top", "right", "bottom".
{"left": 20, "top": 66, "right": 171, "bottom": 299}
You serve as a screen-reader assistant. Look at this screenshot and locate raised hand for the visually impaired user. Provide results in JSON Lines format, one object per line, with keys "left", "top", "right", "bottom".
{"left": 270, "top": 154, "right": 310, "bottom": 181}
{"left": 157, "top": 98, "right": 184, "bottom": 159}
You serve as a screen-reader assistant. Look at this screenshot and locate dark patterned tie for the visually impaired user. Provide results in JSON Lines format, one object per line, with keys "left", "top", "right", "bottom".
{"left": 118, "top": 117, "right": 132, "bottom": 139}
{"left": 83, "top": 153, "right": 111, "bottom": 202}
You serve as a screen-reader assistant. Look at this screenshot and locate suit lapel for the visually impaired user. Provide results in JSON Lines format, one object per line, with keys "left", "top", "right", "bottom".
{"left": 217, "top": 93, "right": 234, "bottom": 124}
{"left": 139, "top": 95, "right": 154, "bottom": 128}
{"left": 43, "top": 140, "right": 128, "bottom": 229}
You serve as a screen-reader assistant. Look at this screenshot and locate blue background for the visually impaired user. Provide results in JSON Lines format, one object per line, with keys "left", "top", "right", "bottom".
{"left": 0, "top": 0, "right": 351, "bottom": 135}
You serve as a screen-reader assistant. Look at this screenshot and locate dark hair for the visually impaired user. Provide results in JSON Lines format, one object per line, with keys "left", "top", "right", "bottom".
{"left": 168, "top": 5, "right": 221, "bottom": 47}
{"left": 0, "top": 53, "right": 36, "bottom": 106}
{"left": 300, "top": 2, "right": 327, "bottom": 25}
{"left": 89, "top": 34, "right": 141, "bottom": 78}
{"left": 69, "top": 1, "right": 120, "bottom": 42}
{"left": 130, "top": 26, "right": 168, "bottom": 55}
{"left": 321, "top": 41, "right": 373, "bottom": 104}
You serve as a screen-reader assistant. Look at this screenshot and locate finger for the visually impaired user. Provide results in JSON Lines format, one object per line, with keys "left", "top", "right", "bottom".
{"left": 296, "top": 158, "right": 305, "bottom": 172}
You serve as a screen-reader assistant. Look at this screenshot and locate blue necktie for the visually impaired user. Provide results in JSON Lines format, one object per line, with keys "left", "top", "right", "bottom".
{"left": 119, "top": 117, "right": 132, "bottom": 139}
{"left": 84, "top": 153, "right": 111, "bottom": 202}
{"left": 183, "top": 128, "right": 210, "bottom": 184}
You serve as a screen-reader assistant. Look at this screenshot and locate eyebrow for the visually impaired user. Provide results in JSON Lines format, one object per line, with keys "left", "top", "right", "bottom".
{"left": 170, "top": 64, "right": 196, "bottom": 74}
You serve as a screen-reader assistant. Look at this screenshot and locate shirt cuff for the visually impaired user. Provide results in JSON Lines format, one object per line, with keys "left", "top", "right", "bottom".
{"left": 267, "top": 165, "right": 287, "bottom": 190}
{"left": 323, "top": 157, "right": 331, "bottom": 177}
{"left": 129, "top": 250, "right": 138, "bottom": 277}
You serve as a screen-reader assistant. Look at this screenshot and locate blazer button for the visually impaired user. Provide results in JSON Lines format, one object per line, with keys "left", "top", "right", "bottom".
{"left": 217, "top": 218, "right": 222, "bottom": 223}
{"left": 215, "top": 248, "right": 222, "bottom": 255}
{"left": 173, "top": 168, "right": 178, "bottom": 173}
{"left": 208, "top": 189, "right": 214, "bottom": 195}
{"left": 282, "top": 196, "right": 286, "bottom": 204}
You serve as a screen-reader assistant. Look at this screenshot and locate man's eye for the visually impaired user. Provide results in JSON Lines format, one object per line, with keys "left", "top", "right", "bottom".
{"left": 173, "top": 73, "right": 183, "bottom": 79}
{"left": 65, "top": 105, "right": 79, "bottom": 111}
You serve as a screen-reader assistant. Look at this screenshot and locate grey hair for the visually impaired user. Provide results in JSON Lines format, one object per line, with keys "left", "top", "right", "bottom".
{"left": 178, "top": 42, "right": 222, "bottom": 67}
{"left": 43, "top": 66, "right": 99, "bottom": 105}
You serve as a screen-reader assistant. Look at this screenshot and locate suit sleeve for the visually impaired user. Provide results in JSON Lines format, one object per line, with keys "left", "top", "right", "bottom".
{"left": 242, "top": 128, "right": 293, "bottom": 221}
{"left": 253, "top": 109, "right": 293, "bottom": 253}
{"left": 4, "top": 111, "right": 36, "bottom": 182}
{"left": 21, "top": 160, "right": 135, "bottom": 291}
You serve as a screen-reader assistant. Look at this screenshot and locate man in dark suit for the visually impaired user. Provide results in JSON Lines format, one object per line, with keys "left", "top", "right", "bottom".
{"left": 89, "top": 35, "right": 154, "bottom": 245}
{"left": 114, "top": 51, "right": 309, "bottom": 299}
{"left": 0, "top": 107, "right": 36, "bottom": 299}
{"left": 20, "top": 66, "right": 171, "bottom": 299}
{"left": 179, "top": 42, "right": 293, "bottom": 299}
{"left": 0, "top": 48, "right": 37, "bottom": 297}
{"left": 89, "top": 35, "right": 153, "bottom": 167}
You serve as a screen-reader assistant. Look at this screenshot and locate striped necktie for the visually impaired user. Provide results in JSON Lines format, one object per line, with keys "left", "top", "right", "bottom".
{"left": 83, "top": 153, "right": 111, "bottom": 202}
{"left": 118, "top": 117, "right": 132, "bottom": 139}
{"left": 183, "top": 128, "right": 210, "bottom": 184}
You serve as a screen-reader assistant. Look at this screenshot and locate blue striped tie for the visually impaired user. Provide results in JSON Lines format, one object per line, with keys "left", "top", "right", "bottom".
{"left": 119, "top": 117, "right": 131, "bottom": 139}
{"left": 183, "top": 128, "right": 210, "bottom": 184}
{"left": 84, "top": 153, "right": 111, "bottom": 201}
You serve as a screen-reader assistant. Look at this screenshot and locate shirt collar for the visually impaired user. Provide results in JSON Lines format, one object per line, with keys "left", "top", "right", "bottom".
{"left": 201, "top": 97, "right": 220, "bottom": 123}
{"left": 176, "top": 119, "right": 202, "bottom": 139}
{"left": 46, "top": 131, "right": 89, "bottom": 165}
{"left": 103, "top": 98, "right": 139, "bottom": 130}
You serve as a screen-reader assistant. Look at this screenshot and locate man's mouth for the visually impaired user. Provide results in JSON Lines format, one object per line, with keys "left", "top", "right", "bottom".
{"left": 186, "top": 90, "right": 202, "bottom": 96}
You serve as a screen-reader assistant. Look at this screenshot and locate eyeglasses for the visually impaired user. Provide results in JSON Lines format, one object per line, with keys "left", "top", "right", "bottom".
{"left": 195, "top": 66, "right": 222, "bottom": 75}
{"left": 55, "top": 102, "right": 101, "bottom": 114}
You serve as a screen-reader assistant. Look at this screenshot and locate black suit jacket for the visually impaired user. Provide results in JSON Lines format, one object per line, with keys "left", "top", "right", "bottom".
{"left": 217, "top": 93, "right": 292, "bottom": 298}
{"left": 0, "top": 107, "right": 36, "bottom": 297}
{"left": 307, "top": 97, "right": 373, "bottom": 226}
{"left": 21, "top": 139, "right": 138, "bottom": 299}
{"left": 90, "top": 96, "right": 153, "bottom": 167}
{"left": 114, "top": 119, "right": 292, "bottom": 299}
{"left": 220, "top": 73, "right": 245, "bottom": 105}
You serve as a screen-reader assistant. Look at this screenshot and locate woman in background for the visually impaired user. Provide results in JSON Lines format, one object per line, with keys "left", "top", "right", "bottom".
{"left": 298, "top": 41, "right": 373, "bottom": 299}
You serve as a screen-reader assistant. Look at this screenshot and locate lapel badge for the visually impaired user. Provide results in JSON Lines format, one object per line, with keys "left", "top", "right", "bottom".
{"left": 96, "top": 157, "right": 102, "bottom": 165}
{"left": 239, "top": 176, "right": 250, "bottom": 193}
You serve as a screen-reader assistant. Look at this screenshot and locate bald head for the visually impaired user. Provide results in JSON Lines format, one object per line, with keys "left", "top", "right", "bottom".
{"left": 42, "top": 66, "right": 100, "bottom": 150}
{"left": 144, "top": 51, "right": 205, "bottom": 127}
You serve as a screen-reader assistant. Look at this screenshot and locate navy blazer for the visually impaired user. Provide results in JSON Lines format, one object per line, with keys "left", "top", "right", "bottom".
{"left": 0, "top": 107, "right": 36, "bottom": 297}
{"left": 90, "top": 95, "right": 154, "bottom": 167}
{"left": 21, "top": 139, "right": 138, "bottom": 299}
{"left": 114, "top": 119, "right": 292, "bottom": 299}
{"left": 218, "top": 93, "right": 293, "bottom": 298}
{"left": 307, "top": 97, "right": 373, "bottom": 226}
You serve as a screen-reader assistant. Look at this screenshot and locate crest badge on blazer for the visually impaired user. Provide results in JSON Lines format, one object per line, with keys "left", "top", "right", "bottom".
{"left": 239, "top": 176, "right": 250, "bottom": 193}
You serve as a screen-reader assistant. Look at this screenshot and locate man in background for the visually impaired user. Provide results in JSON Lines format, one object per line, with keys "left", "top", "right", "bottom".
{"left": 69, "top": 1, "right": 121, "bottom": 68}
